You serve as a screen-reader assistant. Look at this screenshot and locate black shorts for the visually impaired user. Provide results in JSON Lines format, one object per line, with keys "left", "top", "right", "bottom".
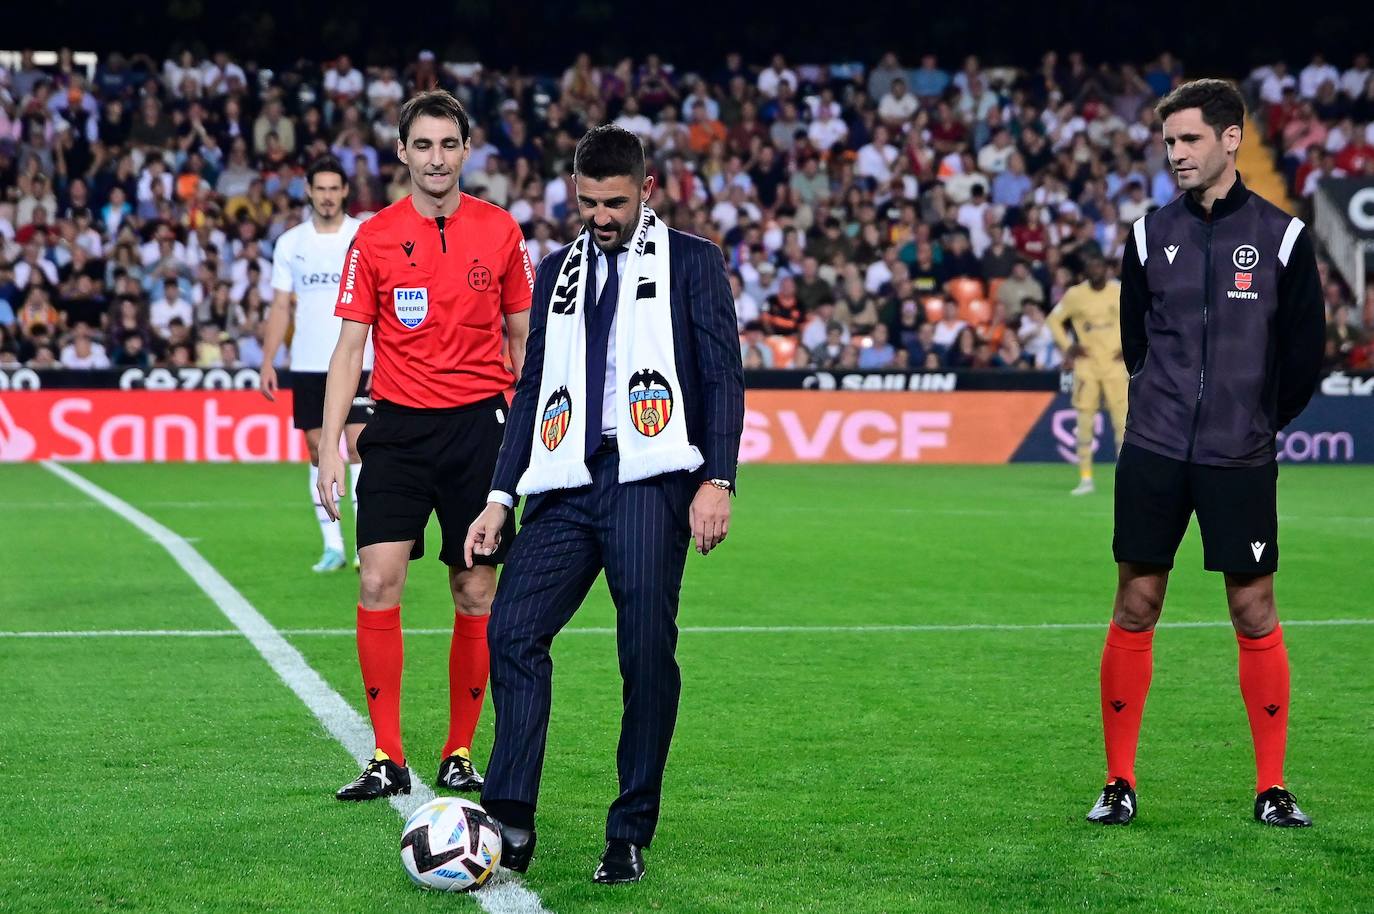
{"left": 1113, "top": 442, "right": 1279, "bottom": 575}
{"left": 354, "top": 395, "right": 516, "bottom": 567}
{"left": 290, "top": 371, "right": 372, "bottom": 431}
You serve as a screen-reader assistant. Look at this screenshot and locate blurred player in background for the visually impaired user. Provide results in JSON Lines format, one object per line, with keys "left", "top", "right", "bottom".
{"left": 1048, "top": 254, "right": 1127, "bottom": 495}
{"left": 261, "top": 156, "right": 371, "bottom": 572}
{"left": 1087, "top": 79, "right": 1324, "bottom": 828}
{"left": 318, "top": 91, "right": 532, "bottom": 802}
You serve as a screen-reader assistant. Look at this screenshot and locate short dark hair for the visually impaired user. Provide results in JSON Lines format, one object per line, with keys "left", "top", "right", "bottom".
{"left": 1155, "top": 78, "right": 1246, "bottom": 137}
{"left": 398, "top": 90, "right": 471, "bottom": 145}
{"left": 574, "top": 125, "right": 646, "bottom": 184}
{"left": 306, "top": 155, "right": 348, "bottom": 186}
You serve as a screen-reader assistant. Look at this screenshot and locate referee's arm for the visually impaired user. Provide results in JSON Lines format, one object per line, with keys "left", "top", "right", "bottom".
{"left": 1119, "top": 231, "right": 1150, "bottom": 376}
{"left": 1273, "top": 227, "right": 1326, "bottom": 429}
{"left": 505, "top": 309, "right": 530, "bottom": 382}
{"left": 316, "top": 318, "right": 369, "bottom": 521}
{"left": 487, "top": 250, "right": 559, "bottom": 507}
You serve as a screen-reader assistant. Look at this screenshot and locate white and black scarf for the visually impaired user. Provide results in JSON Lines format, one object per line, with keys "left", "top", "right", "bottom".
{"left": 517, "top": 206, "right": 703, "bottom": 495}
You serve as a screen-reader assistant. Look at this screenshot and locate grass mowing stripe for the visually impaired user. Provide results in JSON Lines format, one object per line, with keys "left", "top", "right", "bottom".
{"left": 41, "top": 460, "right": 550, "bottom": 914}
{"left": 6, "top": 618, "right": 1374, "bottom": 639}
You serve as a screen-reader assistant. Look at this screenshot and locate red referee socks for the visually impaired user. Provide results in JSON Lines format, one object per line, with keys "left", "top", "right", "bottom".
{"left": 1237, "top": 625, "right": 1290, "bottom": 793}
{"left": 442, "top": 613, "right": 490, "bottom": 759}
{"left": 1100, "top": 621, "right": 1154, "bottom": 788}
{"left": 357, "top": 604, "right": 405, "bottom": 764}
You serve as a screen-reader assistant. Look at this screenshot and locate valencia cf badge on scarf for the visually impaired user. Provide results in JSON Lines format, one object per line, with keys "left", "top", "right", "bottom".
{"left": 627, "top": 368, "right": 674, "bottom": 437}
{"left": 541, "top": 387, "right": 572, "bottom": 451}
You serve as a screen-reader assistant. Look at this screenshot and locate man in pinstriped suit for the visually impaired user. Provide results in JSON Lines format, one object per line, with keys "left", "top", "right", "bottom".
{"left": 464, "top": 125, "right": 745, "bottom": 884}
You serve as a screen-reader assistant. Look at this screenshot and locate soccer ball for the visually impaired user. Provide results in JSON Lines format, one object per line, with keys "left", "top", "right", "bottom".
{"left": 400, "top": 797, "right": 503, "bottom": 892}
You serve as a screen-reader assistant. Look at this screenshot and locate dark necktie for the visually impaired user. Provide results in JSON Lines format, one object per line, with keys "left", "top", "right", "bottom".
{"left": 584, "top": 247, "right": 620, "bottom": 458}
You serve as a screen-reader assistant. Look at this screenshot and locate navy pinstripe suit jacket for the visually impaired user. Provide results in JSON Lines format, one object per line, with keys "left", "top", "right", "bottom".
{"left": 491, "top": 229, "right": 745, "bottom": 501}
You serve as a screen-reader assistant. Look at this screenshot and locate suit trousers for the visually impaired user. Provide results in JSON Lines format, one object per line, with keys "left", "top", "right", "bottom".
{"left": 482, "top": 444, "right": 694, "bottom": 846}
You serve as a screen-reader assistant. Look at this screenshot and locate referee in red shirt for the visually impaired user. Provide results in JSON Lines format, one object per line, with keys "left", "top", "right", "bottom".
{"left": 317, "top": 90, "right": 534, "bottom": 801}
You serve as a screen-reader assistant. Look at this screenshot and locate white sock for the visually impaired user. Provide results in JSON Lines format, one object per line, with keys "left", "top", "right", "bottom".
{"left": 310, "top": 464, "right": 344, "bottom": 552}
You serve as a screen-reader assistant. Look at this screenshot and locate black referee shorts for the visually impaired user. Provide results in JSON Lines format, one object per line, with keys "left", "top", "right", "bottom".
{"left": 1113, "top": 442, "right": 1279, "bottom": 575}
{"left": 290, "top": 371, "right": 372, "bottom": 431}
{"left": 354, "top": 395, "right": 516, "bottom": 567}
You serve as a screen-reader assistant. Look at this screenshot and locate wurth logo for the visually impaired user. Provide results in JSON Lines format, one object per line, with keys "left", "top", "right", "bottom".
{"left": 342, "top": 244, "right": 361, "bottom": 296}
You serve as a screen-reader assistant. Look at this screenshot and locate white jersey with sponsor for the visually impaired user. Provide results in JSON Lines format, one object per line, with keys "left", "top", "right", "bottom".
{"left": 270, "top": 215, "right": 373, "bottom": 372}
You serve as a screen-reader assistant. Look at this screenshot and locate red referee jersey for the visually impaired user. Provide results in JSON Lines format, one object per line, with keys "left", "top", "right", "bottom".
{"left": 335, "top": 194, "right": 534, "bottom": 408}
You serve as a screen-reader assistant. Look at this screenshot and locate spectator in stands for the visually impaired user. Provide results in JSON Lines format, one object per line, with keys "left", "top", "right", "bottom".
{"left": 789, "top": 156, "right": 829, "bottom": 207}
{"left": 7, "top": 43, "right": 1338, "bottom": 379}
{"left": 762, "top": 275, "right": 803, "bottom": 336}
{"left": 799, "top": 300, "right": 839, "bottom": 350}
{"left": 945, "top": 326, "right": 978, "bottom": 368}
{"left": 59, "top": 321, "right": 109, "bottom": 369}
{"left": 1017, "top": 301, "right": 1060, "bottom": 368}
{"left": 929, "top": 300, "right": 966, "bottom": 353}
{"left": 219, "top": 337, "right": 242, "bottom": 368}
{"left": 27, "top": 342, "right": 59, "bottom": 369}
{"left": 1300, "top": 53, "right": 1341, "bottom": 100}
{"left": 868, "top": 53, "right": 907, "bottom": 103}
{"left": 730, "top": 272, "right": 760, "bottom": 330}
{"left": 792, "top": 257, "right": 830, "bottom": 312}
{"left": 253, "top": 98, "right": 296, "bottom": 158}
{"left": 1326, "top": 304, "right": 1362, "bottom": 368}
{"left": 1260, "top": 61, "right": 1296, "bottom": 106}
{"left": 858, "top": 323, "right": 897, "bottom": 369}
{"left": 807, "top": 99, "right": 850, "bottom": 156}
{"left": 810, "top": 322, "right": 847, "bottom": 369}
{"left": 998, "top": 333, "right": 1031, "bottom": 369}
{"left": 757, "top": 54, "right": 797, "bottom": 99}
{"left": 857, "top": 126, "right": 899, "bottom": 186}
{"left": 167, "top": 341, "right": 193, "bottom": 368}
{"left": 911, "top": 54, "right": 950, "bottom": 102}
{"left": 150, "top": 278, "right": 192, "bottom": 337}
{"left": 835, "top": 276, "right": 884, "bottom": 335}
{"left": 324, "top": 55, "right": 365, "bottom": 118}
{"left": 1298, "top": 147, "right": 1343, "bottom": 198}
{"left": 368, "top": 66, "right": 405, "bottom": 113}
{"left": 941, "top": 232, "right": 982, "bottom": 280}
{"left": 216, "top": 137, "right": 256, "bottom": 198}
{"left": 739, "top": 321, "right": 773, "bottom": 369}
{"left": 17, "top": 285, "right": 60, "bottom": 334}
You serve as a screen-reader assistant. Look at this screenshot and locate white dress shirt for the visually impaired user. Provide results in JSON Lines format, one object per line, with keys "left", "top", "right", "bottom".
{"left": 489, "top": 244, "right": 625, "bottom": 508}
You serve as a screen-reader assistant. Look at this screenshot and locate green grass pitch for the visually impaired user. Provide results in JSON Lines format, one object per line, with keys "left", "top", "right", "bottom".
{"left": 1, "top": 462, "right": 1371, "bottom": 913}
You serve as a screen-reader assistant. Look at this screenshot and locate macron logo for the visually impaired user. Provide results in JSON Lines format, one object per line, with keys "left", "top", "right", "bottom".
{"left": 1251, "top": 541, "right": 1267, "bottom": 561}
{"left": 1164, "top": 245, "right": 1179, "bottom": 264}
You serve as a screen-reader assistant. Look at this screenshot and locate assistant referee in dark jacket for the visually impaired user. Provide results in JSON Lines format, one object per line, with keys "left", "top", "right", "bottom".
{"left": 1085, "top": 79, "right": 1325, "bottom": 829}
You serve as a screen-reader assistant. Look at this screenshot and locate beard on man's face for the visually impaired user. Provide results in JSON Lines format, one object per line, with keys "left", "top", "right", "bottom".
{"left": 585, "top": 205, "right": 640, "bottom": 251}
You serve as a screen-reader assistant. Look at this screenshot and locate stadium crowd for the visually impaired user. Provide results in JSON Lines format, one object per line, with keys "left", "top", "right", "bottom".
{"left": 1, "top": 46, "right": 1372, "bottom": 376}
{"left": 1246, "top": 55, "right": 1374, "bottom": 371}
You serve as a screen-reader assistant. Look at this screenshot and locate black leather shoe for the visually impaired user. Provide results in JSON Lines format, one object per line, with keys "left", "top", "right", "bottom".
{"left": 592, "top": 839, "right": 645, "bottom": 884}
{"left": 496, "top": 821, "right": 536, "bottom": 872}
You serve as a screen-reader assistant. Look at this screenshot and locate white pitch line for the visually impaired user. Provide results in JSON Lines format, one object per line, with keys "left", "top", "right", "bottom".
{"left": 7, "top": 618, "right": 1374, "bottom": 639}
{"left": 40, "top": 461, "right": 549, "bottom": 914}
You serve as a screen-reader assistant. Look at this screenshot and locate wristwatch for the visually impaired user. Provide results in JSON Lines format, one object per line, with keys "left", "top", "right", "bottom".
{"left": 703, "top": 478, "right": 733, "bottom": 491}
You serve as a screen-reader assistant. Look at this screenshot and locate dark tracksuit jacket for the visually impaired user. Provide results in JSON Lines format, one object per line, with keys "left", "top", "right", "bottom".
{"left": 1119, "top": 176, "right": 1326, "bottom": 467}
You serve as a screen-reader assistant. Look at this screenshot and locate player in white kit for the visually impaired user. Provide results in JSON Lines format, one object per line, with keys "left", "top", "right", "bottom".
{"left": 261, "top": 156, "right": 373, "bottom": 572}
